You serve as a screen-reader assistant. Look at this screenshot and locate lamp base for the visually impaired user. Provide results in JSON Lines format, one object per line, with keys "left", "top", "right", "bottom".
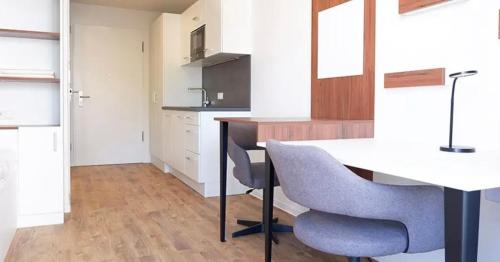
{"left": 440, "top": 146, "right": 476, "bottom": 153}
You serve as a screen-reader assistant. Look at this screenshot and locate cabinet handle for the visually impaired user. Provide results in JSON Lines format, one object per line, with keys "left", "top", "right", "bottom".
{"left": 53, "top": 132, "right": 58, "bottom": 152}
{"left": 185, "top": 130, "right": 191, "bottom": 133}
{"left": 186, "top": 157, "right": 191, "bottom": 160}
{"left": 192, "top": 16, "right": 199, "bottom": 21}
{"left": 185, "top": 116, "right": 192, "bottom": 119}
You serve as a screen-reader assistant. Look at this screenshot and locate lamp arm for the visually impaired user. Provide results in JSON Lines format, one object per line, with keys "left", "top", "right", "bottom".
{"left": 448, "top": 78, "right": 458, "bottom": 148}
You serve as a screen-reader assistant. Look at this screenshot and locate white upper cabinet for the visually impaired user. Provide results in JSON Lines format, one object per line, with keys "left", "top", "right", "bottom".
{"left": 186, "top": 0, "right": 205, "bottom": 32}
{"left": 181, "top": 0, "right": 205, "bottom": 63}
{"left": 204, "top": 0, "right": 222, "bottom": 57}
{"left": 182, "top": 0, "right": 252, "bottom": 66}
{"left": 206, "top": 0, "right": 252, "bottom": 56}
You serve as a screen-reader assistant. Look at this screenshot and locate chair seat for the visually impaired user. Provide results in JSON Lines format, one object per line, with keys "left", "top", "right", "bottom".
{"left": 295, "top": 210, "right": 408, "bottom": 258}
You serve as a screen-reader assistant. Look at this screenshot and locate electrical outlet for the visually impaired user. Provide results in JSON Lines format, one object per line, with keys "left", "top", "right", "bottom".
{"left": 217, "top": 92, "right": 224, "bottom": 100}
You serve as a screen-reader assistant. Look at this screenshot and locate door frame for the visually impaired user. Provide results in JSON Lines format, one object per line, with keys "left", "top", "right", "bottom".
{"left": 60, "top": 0, "right": 71, "bottom": 213}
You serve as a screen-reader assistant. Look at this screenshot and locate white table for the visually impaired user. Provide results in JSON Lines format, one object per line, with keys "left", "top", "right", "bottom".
{"left": 259, "top": 139, "right": 500, "bottom": 262}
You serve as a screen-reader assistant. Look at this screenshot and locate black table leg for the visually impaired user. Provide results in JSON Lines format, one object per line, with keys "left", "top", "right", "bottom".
{"left": 264, "top": 150, "right": 275, "bottom": 262}
{"left": 220, "top": 122, "right": 229, "bottom": 242}
{"left": 444, "top": 188, "right": 481, "bottom": 262}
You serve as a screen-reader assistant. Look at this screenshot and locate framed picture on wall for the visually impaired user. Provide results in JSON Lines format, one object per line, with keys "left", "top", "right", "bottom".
{"left": 317, "top": 0, "right": 365, "bottom": 79}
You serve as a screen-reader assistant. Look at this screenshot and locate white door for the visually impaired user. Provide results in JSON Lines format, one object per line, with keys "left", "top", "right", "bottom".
{"left": 71, "top": 25, "right": 148, "bottom": 166}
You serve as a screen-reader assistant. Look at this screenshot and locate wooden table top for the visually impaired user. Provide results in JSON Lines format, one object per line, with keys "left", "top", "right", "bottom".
{"left": 214, "top": 117, "right": 371, "bottom": 125}
{"left": 0, "top": 126, "right": 18, "bottom": 130}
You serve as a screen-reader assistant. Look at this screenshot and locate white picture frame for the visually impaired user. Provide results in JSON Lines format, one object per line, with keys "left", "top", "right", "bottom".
{"left": 317, "top": 0, "right": 365, "bottom": 79}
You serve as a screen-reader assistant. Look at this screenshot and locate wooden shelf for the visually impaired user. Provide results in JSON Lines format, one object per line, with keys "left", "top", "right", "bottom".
{"left": 399, "top": 0, "right": 449, "bottom": 14}
{"left": 0, "top": 28, "right": 60, "bottom": 40}
{"left": 0, "top": 76, "right": 60, "bottom": 83}
{"left": 385, "top": 68, "right": 445, "bottom": 88}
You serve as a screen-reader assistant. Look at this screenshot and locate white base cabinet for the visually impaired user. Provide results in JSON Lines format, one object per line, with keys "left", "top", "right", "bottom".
{"left": 18, "top": 127, "right": 64, "bottom": 228}
{"left": 0, "top": 130, "right": 18, "bottom": 261}
{"left": 150, "top": 14, "right": 202, "bottom": 162}
{"left": 160, "top": 110, "right": 250, "bottom": 197}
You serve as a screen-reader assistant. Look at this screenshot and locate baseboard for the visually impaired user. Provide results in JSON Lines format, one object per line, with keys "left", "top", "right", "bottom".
{"left": 169, "top": 169, "right": 207, "bottom": 196}
{"left": 18, "top": 213, "right": 64, "bottom": 228}
{"left": 150, "top": 155, "right": 164, "bottom": 171}
{"left": 149, "top": 158, "right": 247, "bottom": 198}
{"left": 251, "top": 190, "right": 308, "bottom": 217}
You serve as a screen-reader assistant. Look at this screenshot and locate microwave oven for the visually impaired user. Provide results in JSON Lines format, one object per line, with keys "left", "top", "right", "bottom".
{"left": 190, "top": 25, "right": 205, "bottom": 62}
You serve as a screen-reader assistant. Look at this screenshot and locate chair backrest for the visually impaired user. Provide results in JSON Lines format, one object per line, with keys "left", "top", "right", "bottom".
{"left": 228, "top": 123, "right": 259, "bottom": 150}
{"left": 266, "top": 140, "right": 367, "bottom": 214}
{"left": 485, "top": 188, "right": 500, "bottom": 203}
{"left": 266, "top": 140, "right": 445, "bottom": 254}
{"left": 227, "top": 123, "right": 263, "bottom": 187}
{"left": 227, "top": 137, "right": 254, "bottom": 187}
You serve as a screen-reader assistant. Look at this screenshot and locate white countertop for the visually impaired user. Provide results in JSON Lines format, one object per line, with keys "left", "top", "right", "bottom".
{"left": 258, "top": 139, "right": 500, "bottom": 192}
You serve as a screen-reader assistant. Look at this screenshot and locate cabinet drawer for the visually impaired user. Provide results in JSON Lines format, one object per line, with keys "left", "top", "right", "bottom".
{"left": 183, "top": 112, "right": 199, "bottom": 126}
{"left": 184, "top": 124, "right": 200, "bottom": 154}
{"left": 184, "top": 151, "right": 199, "bottom": 181}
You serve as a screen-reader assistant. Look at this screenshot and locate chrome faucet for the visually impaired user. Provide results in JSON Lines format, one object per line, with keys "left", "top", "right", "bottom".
{"left": 188, "top": 87, "right": 211, "bottom": 107}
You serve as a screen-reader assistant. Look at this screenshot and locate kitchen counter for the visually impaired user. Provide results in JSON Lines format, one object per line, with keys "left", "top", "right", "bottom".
{"left": 163, "top": 106, "right": 250, "bottom": 112}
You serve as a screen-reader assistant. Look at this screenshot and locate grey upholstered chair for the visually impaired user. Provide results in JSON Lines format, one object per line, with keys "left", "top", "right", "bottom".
{"left": 266, "top": 140, "right": 445, "bottom": 262}
{"left": 227, "top": 124, "right": 292, "bottom": 241}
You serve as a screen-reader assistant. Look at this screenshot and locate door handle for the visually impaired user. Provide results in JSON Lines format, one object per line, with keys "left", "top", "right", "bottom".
{"left": 75, "top": 91, "right": 91, "bottom": 107}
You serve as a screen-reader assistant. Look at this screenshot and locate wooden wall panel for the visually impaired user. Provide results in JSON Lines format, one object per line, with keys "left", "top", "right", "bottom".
{"left": 384, "top": 68, "right": 445, "bottom": 88}
{"left": 311, "top": 0, "right": 375, "bottom": 120}
{"left": 399, "top": 0, "right": 449, "bottom": 14}
{"left": 257, "top": 121, "right": 344, "bottom": 142}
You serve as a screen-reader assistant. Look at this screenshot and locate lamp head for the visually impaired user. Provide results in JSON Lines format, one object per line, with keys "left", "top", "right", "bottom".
{"left": 449, "top": 70, "right": 478, "bottom": 79}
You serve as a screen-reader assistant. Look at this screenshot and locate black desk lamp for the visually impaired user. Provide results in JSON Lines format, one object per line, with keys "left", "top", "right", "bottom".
{"left": 440, "top": 70, "right": 478, "bottom": 153}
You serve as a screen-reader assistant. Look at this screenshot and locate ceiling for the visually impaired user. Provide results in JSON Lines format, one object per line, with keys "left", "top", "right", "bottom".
{"left": 71, "top": 0, "right": 198, "bottom": 14}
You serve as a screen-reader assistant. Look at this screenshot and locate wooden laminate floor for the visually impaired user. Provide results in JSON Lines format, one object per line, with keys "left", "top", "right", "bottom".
{"left": 6, "top": 164, "right": 356, "bottom": 262}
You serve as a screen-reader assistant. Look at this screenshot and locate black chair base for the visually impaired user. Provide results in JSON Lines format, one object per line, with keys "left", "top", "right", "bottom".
{"left": 232, "top": 218, "right": 293, "bottom": 244}
{"left": 348, "top": 257, "right": 375, "bottom": 262}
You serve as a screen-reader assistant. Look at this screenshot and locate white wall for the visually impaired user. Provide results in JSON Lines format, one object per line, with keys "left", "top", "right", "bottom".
{"left": 251, "top": 0, "right": 311, "bottom": 118}
{"left": 375, "top": 1, "right": 500, "bottom": 261}
{"left": 249, "top": 0, "right": 312, "bottom": 215}
{"left": 71, "top": 3, "right": 160, "bottom": 163}
{"left": 0, "top": 0, "right": 60, "bottom": 126}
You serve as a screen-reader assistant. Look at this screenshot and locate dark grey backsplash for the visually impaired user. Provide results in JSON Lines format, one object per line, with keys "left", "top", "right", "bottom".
{"left": 203, "top": 55, "right": 251, "bottom": 108}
